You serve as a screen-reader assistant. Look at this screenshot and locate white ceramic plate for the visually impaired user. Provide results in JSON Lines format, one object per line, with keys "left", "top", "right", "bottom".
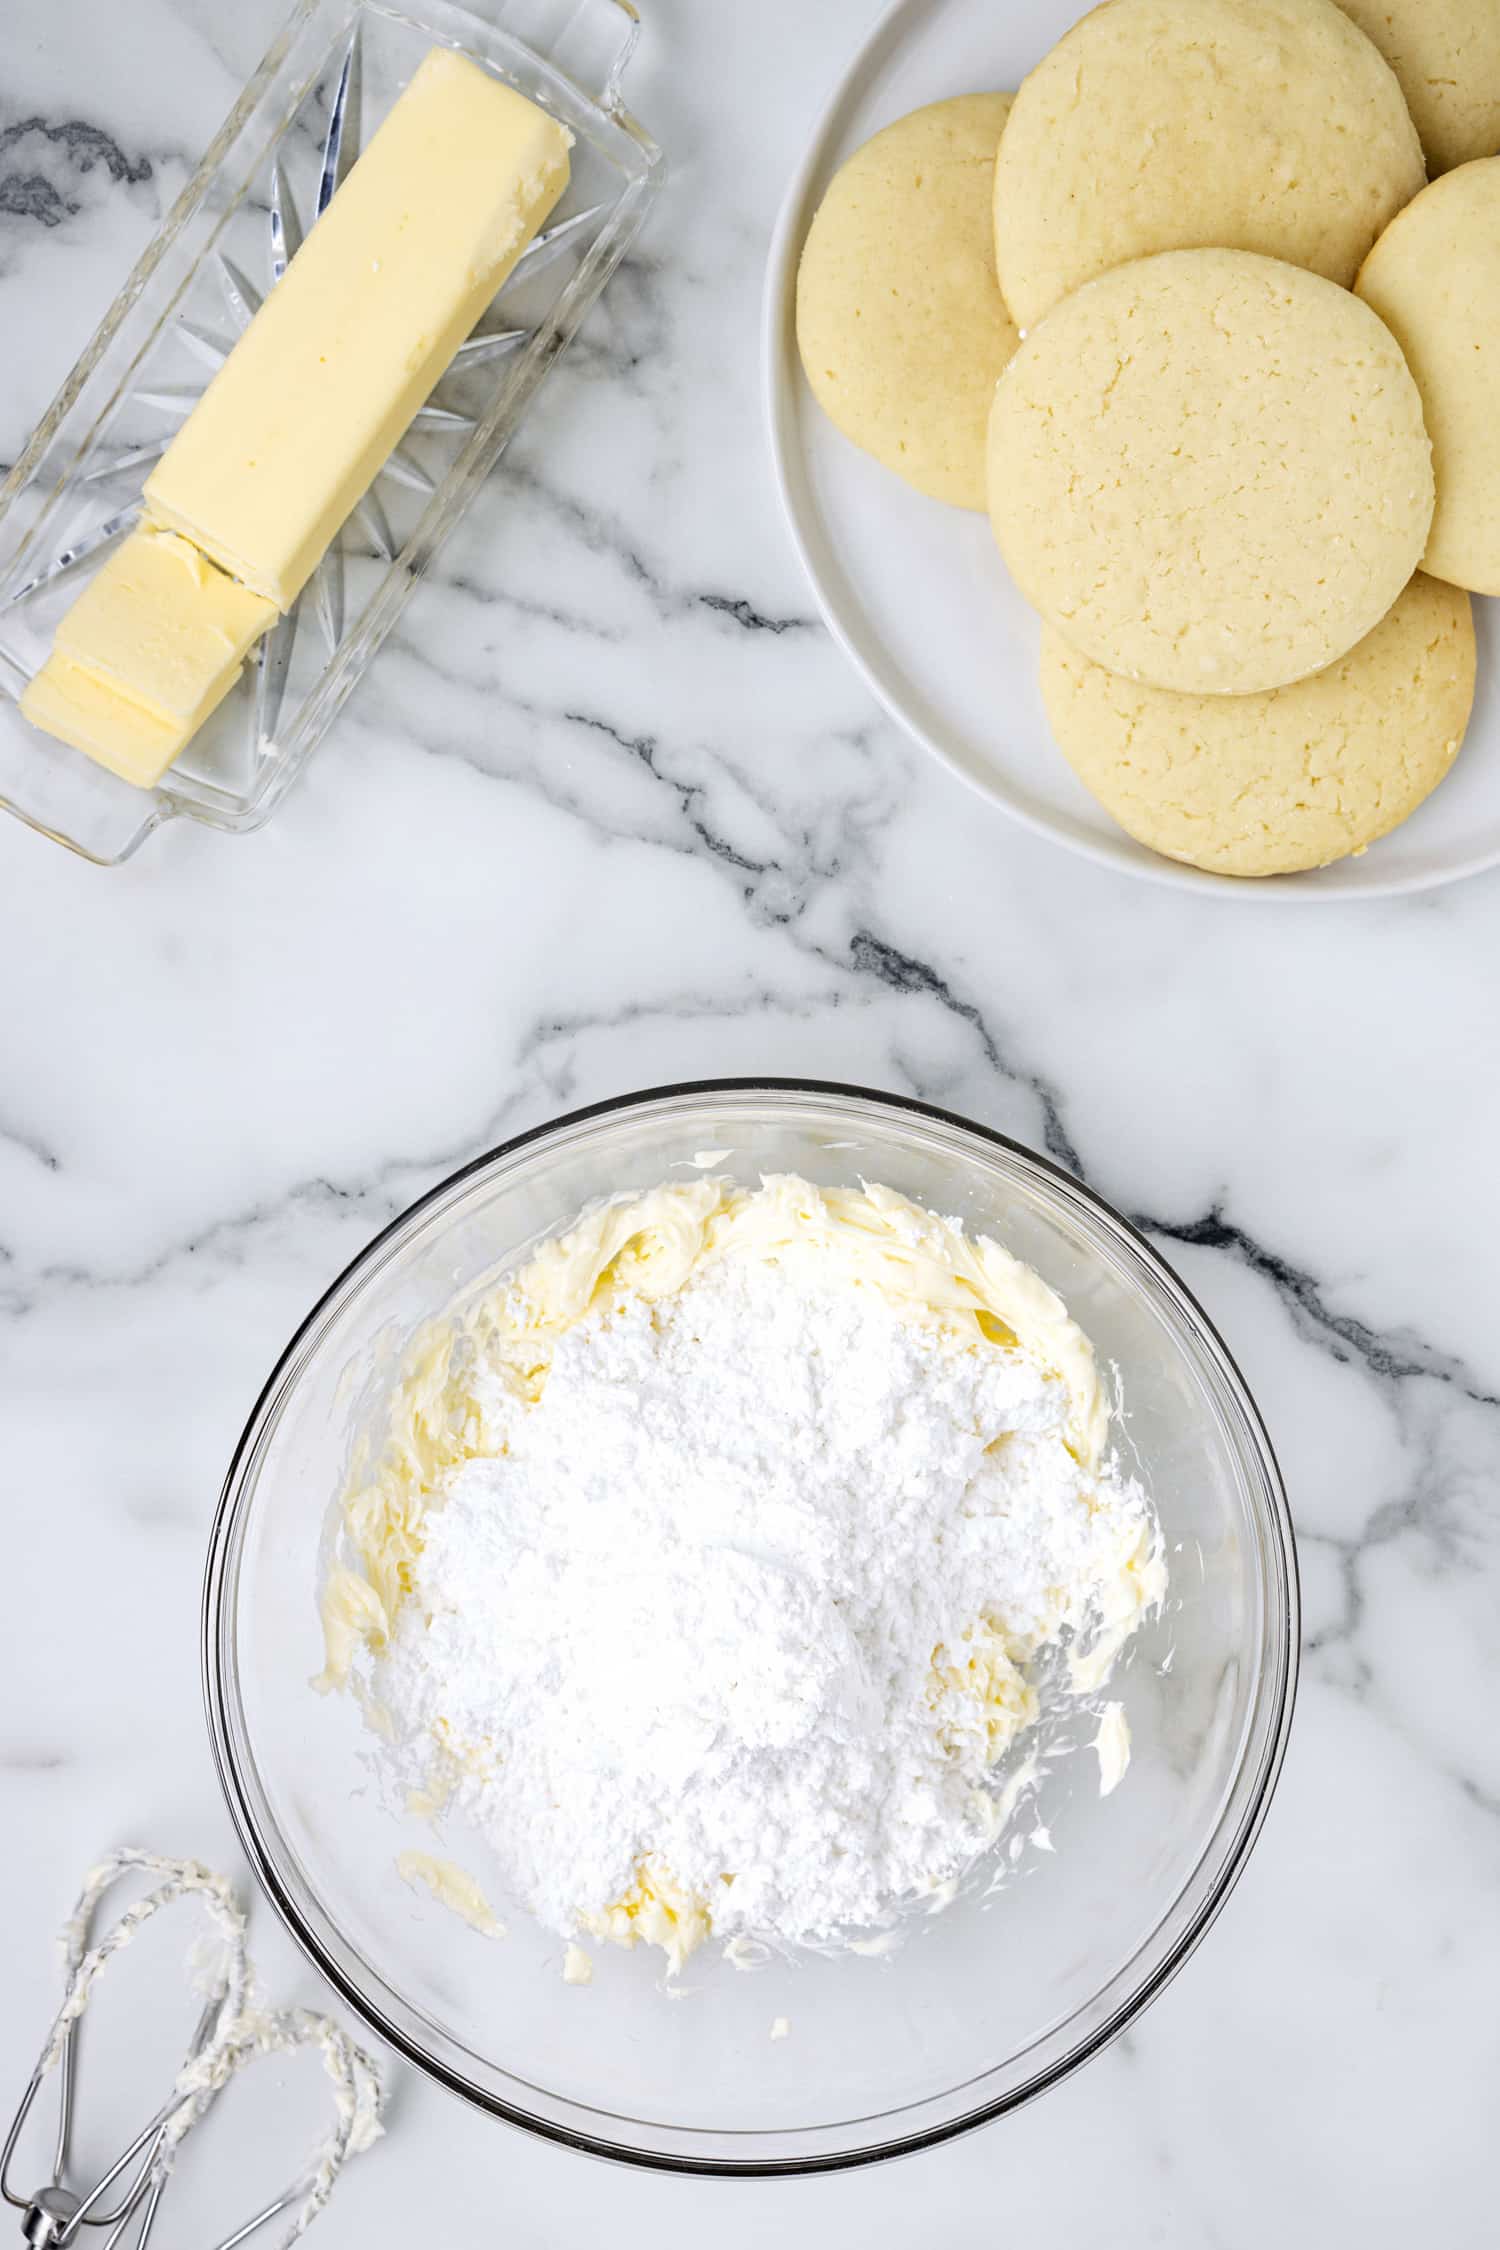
{"left": 763, "top": 0, "right": 1500, "bottom": 900}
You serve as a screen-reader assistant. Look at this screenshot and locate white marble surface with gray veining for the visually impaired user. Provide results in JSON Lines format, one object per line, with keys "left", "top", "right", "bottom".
{"left": 1, "top": 1, "right": 1497, "bottom": 2242}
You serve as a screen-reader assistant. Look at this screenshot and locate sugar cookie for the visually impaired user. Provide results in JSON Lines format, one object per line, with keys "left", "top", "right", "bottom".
{"left": 1040, "top": 576, "right": 1475, "bottom": 877}
{"left": 796, "top": 94, "right": 1017, "bottom": 509}
{"left": 1358, "top": 159, "right": 1500, "bottom": 596}
{"left": 993, "top": 0, "right": 1426, "bottom": 330}
{"left": 988, "top": 250, "right": 1434, "bottom": 694}
{"left": 1336, "top": 1, "right": 1500, "bottom": 176}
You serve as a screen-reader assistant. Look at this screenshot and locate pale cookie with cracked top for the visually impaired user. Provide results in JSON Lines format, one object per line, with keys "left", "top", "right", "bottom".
{"left": 796, "top": 94, "right": 1017, "bottom": 510}
{"left": 1357, "top": 159, "right": 1500, "bottom": 597}
{"left": 1039, "top": 576, "right": 1475, "bottom": 878}
{"left": 1335, "top": 1, "right": 1500, "bottom": 176}
{"left": 993, "top": 0, "right": 1426, "bottom": 331}
{"left": 987, "top": 249, "right": 1435, "bottom": 695}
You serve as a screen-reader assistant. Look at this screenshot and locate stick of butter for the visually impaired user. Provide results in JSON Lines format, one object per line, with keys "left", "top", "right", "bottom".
{"left": 20, "top": 526, "right": 277, "bottom": 786}
{"left": 144, "top": 48, "right": 572, "bottom": 610}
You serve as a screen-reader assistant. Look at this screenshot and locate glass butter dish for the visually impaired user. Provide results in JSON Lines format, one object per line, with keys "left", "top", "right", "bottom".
{"left": 0, "top": 0, "right": 663, "bottom": 864}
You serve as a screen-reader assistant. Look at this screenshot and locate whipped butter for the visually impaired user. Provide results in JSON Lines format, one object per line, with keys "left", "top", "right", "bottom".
{"left": 395, "top": 1849, "right": 504, "bottom": 1937}
{"left": 317, "top": 1176, "right": 1166, "bottom": 1970}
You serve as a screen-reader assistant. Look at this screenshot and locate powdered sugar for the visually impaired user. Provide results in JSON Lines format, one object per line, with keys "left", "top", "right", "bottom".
{"left": 371, "top": 1232, "right": 1161, "bottom": 1953}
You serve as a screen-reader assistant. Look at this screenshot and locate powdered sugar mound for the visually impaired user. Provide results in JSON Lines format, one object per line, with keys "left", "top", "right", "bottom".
{"left": 374, "top": 1247, "right": 1159, "bottom": 1950}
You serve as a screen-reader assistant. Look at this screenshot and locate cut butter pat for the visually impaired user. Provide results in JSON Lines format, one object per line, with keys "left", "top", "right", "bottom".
{"left": 20, "top": 526, "right": 276, "bottom": 786}
{"left": 144, "top": 48, "right": 572, "bottom": 609}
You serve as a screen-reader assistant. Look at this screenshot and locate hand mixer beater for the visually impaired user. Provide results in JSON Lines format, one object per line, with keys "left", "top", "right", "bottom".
{"left": 2, "top": 1851, "right": 383, "bottom": 2250}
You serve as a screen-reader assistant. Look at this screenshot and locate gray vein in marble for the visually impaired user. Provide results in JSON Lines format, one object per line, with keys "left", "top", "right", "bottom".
{"left": 1452, "top": 1767, "right": 1500, "bottom": 1822}
{"left": 0, "top": 678, "right": 1075, "bottom": 1285}
{"left": 1, "top": 172, "right": 73, "bottom": 228}
{"left": 1136, "top": 1209, "right": 1500, "bottom": 1794}
{"left": 0, "top": 988, "right": 860, "bottom": 1315}
{"left": 563, "top": 711, "right": 766, "bottom": 876}
{"left": 497, "top": 457, "right": 816, "bottom": 635}
{"left": 0, "top": 1744, "right": 68, "bottom": 1772}
{"left": 1139, "top": 1204, "right": 1500, "bottom": 1410}
{"left": 839, "top": 930, "right": 1086, "bottom": 1178}
{"left": 420, "top": 565, "right": 627, "bottom": 644}
{"left": 0, "top": 1115, "right": 60, "bottom": 1173}
{"left": 387, "top": 543, "right": 818, "bottom": 687}
{"left": 514, "top": 980, "right": 846, "bottom": 1082}
{"left": 348, "top": 684, "right": 817, "bottom": 893}
{"left": 556, "top": 252, "right": 672, "bottom": 385}
{"left": 1305, "top": 1505, "right": 1432, "bottom": 1666}
{"left": 696, "top": 593, "right": 819, "bottom": 635}
{"left": 0, "top": 1174, "right": 404, "bottom": 1319}
{"left": 0, "top": 115, "right": 153, "bottom": 228}
{"left": 1299, "top": 1405, "right": 1498, "bottom": 1684}
{"left": 361, "top": 656, "right": 897, "bottom": 937}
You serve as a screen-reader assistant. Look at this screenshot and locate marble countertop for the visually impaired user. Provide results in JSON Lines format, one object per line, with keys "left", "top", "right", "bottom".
{"left": 2, "top": 1, "right": 1496, "bottom": 2241}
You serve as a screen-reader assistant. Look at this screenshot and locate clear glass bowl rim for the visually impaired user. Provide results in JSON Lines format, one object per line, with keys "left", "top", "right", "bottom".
{"left": 202, "top": 1076, "right": 1300, "bottom": 2176}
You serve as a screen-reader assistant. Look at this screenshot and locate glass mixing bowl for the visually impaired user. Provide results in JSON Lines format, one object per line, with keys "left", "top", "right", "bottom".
{"left": 203, "top": 1080, "right": 1297, "bottom": 2173}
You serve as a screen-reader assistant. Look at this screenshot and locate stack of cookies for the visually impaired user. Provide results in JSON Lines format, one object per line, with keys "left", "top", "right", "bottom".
{"left": 796, "top": 0, "right": 1500, "bottom": 878}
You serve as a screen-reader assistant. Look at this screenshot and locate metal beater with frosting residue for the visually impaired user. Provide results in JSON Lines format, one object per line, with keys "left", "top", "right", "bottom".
{"left": 1, "top": 1851, "right": 383, "bottom": 2250}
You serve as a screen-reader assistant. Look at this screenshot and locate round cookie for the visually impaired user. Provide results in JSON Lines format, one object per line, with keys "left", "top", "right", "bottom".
{"left": 987, "top": 249, "right": 1435, "bottom": 695}
{"left": 1335, "top": 1, "right": 1500, "bottom": 176}
{"left": 1357, "top": 159, "right": 1500, "bottom": 596}
{"left": 1039, "top": 576, "right": 1476, "bottom": 878}
{"left": 796, "top": 94, "right": 1018, "bottom": 510}
{"left": 993, "top": 0, "right": 1426, "bottom": 331}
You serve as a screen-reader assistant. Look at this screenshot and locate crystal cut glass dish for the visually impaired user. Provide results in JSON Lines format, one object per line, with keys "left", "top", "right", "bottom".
{"left": 0, "top": 0, "right": 662, "bottom": 864}
{"left": 204, "top": 1080, "right": 1299, "bottom": 2174}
